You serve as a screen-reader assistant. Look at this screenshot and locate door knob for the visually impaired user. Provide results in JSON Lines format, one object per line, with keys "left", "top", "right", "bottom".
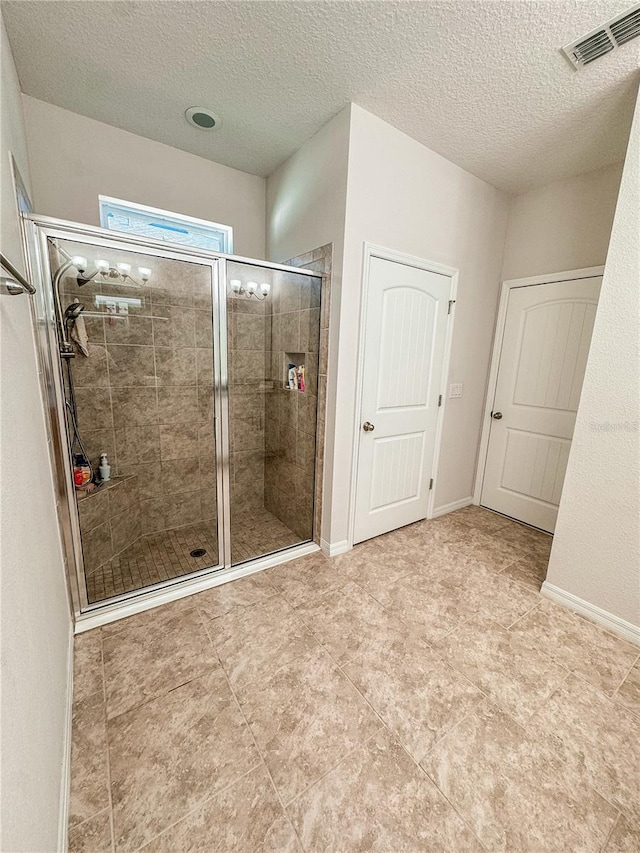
{"left": 362, "top": 422, "right": 375, "bottom": 432}
{"left": 492, "top": 411, "right": 503, "bottom": 420}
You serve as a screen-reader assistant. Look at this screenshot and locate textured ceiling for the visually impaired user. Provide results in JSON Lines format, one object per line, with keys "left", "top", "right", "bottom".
{"left": 3, "top": 1, "right": 639, "bottom": 193}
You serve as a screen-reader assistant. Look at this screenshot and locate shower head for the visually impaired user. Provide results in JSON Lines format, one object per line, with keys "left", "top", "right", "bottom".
{"left": 64, "top": 302, "right": 85, "bottom": 321}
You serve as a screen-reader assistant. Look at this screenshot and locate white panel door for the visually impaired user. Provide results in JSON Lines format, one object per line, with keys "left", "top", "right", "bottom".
{"left": 354, "top": 256, "right": 451, "bottom": 544}
{"left": 481, "top": 277, "right": 601, "bottom": 532}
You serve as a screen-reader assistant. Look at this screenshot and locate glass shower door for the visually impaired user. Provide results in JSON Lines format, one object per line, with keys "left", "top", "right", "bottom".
{"left": 225, "top": 259, "right": 322, "bottom": 564}
{"left": 45, "top": 234, "right": 222, "bottom": 606}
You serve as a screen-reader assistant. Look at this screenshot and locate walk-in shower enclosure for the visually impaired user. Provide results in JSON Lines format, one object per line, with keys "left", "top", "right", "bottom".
{"left": 23, "top": 217, "right": 322, "bottom": 620}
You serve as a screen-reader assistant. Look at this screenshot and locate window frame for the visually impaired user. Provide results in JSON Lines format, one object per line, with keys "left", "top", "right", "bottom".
{"left": 98, "top": 195, "right": 233, "bottom": 253}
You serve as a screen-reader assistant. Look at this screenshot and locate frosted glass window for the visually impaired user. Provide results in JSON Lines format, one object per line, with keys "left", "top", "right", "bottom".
{"left": 99, "top": 196, "right": 233, "bottom": 253}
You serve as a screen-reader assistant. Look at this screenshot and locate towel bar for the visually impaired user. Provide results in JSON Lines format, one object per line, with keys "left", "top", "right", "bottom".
{"left": 0, "top": 253, "right": 36, "bottom": 295}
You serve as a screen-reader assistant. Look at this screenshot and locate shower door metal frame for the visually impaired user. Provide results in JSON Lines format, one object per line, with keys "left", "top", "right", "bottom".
{"left": 24, "top": 216, "right": 227, "bottom": 615}
{"left": 22, "top": 214, "right": 322, "bottom": 623}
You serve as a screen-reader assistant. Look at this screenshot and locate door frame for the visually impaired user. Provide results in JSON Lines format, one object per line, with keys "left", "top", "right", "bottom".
{"left": 348, "top": 243, "right": 459, "bottom": 547}
{"left": 473, "top": 265, "right": 605, "bottom": 508}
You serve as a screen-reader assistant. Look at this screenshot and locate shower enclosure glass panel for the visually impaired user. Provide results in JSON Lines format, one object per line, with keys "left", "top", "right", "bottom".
{"left": 226, "top": 261, "right": 322, "bottom": 564}
{"left": 47, "top": 236, "right": 220, "bottom": 604}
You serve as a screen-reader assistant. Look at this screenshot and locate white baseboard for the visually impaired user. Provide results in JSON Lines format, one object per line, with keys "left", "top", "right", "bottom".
{"left": 58, "top": 626, "right": 74, "bottom": 852}
{"left": 321, "top": 538, "right": 351, "bottom": 557}
{"left": 431, "top": 496, "right": 473, "bottom": 518}
{"left": 541, "top": 582, "right": 640, "bottom": 647}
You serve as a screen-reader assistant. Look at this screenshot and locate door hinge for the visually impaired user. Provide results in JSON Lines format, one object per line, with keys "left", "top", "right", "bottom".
{"left": 448, "top": 299, "right": 456, "bottom": 314}
{"left": 438, "top": 394, "right": 442, "bottom": 407}
{"left": 429, "top": 478, "right": 434, "bottom": 490}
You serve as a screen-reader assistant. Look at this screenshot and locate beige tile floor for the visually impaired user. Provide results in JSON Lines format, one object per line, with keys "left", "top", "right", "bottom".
{"left": 69, "top": 506, "right": 640, "bottom": 852}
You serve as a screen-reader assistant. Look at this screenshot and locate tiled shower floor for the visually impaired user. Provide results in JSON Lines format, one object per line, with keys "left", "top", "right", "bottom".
{"left": 69, "top": 506, "right": 640, "bottom": 851}
{"left": 230, "top": 509, "right": 301, "bottom": 563}
{"left": 86, "top": 509, "right": 301, "bottom": 603}
{"left": 86, "top": 522, "right": 220, "bottom": 603}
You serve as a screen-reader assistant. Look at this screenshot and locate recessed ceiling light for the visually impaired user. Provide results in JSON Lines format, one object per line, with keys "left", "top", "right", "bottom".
{"left": 185, "top": 106, "right": 221, "bottom": 131}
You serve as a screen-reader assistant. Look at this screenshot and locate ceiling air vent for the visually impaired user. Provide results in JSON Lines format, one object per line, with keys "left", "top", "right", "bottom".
{"left": 561, "top": 2, "right": 640, "bottom": 69}
{"left": 610, "top": 5, "right": 640, "bottom": 45}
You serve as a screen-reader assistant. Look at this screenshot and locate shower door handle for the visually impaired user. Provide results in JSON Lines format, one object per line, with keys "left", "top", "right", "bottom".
{"left": 362, "top": 422, "right": 375, "bottom": 432}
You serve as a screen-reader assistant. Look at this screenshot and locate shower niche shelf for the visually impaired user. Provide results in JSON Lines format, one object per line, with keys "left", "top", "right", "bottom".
{"left": 283, "top": 352, "right": 306, "bottom": 392}
{"left": 76, "top": 473, "right": 137, "bottom": 502}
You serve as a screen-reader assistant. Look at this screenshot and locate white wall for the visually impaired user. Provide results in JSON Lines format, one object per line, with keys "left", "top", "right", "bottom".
{"left": 330, "top": 105, "right": 509, "bottom": 544}
{"left": 266, "top": 106, "right": 350, "bottom": 269}
{"left": 501, "top": 162, "right": 622, "bottom": 281}
{"left": 22, "top": 96, "right": 266, "bottom": 258}
{"left": 266, "top": 106, "right": 351, "bottom": 542}
{"left": 0, "top": 16, "right": 72, "bottom": 852}
{"left": 544, "top": 83, "right": 640, "bottom": 639}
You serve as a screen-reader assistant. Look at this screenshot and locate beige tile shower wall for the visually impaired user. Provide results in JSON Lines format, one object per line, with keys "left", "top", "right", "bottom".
{"left": 285, "top": 245, "right": 332, "bottom": 543}
{"left": 227, "top": 287, "right": 267, "bottom": 514}
{"left": 264, "top": 249, "right": 329, "bottom": 541}
{"left": 77, "top": 475, "right": 140, "bottom": 575}
{"left": 57, "top": 243, "right": 217, "bottom": 545}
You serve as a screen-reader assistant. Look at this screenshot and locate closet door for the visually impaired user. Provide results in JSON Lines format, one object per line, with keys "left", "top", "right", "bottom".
{"left": 354, "top": 256, "right": 452, "bottom": 544}
{"left": 481, "top": 276, "right": 601, "bottom": 533}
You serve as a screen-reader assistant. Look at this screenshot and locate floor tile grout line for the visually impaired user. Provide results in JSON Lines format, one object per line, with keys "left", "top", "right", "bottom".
{"left": 102, "top": 648, "right": 219, "bottom": 723}
{"left": 610, "top": 650, "right": 640, "bottom": 698}
{"left": 426, "top": 625, "right": 577, "bottom": 730}
{"left": 505, "top": 598, "right": 543, "bottom": 630}
{"left": 193, "top": 586, "right": 281, "bottom": 623}
{"left": 197, "top": 609, "right": 307, "bottom": 853}
{"left": 437, "top": 603, "right": 574, "bottom": 684}
{"left": 290, "top": 576, "right": 512, "bottom": 748}
{"left": 345, "top": 557, "right": 544, "bottom": 645}
{"left": 600, "top": 810, "right": 622, "bottom": 853}
{"left": 515, "top": 670, "right": 636, "bottom": 821}
{"left": 422, "top": 630, "right": 575, "bottom": 739}
{"left": 202, "top": 592, "right": 387, "bottom": 825}
{"left": 324, "top": 637, "right": 487, "bottom": 848}
{"left": 130, "top": 762, "right": 263, "bottom": 852}
{"left": 67, "top": 805, "right": 111, "bottom": 836}
{"left": 569, "top": 664, "right": 639, "bottom": 704}
{"left": 293, "top": 578, "right": 408, "bottom": 643}
{"left": 282, "top": 729, "right": 384, "bottom": 814}
{"left": 505, "top": 607, "right": 640, "bottom": 700}
{"left": 201, "top": 596, "right": 328, "bottom": 695}
{"left": 417, "top": 692, "right": 619, "bottom": 853}
{"left": 419, "top": 697, "right": 495, "bottom": 764}
{"left": 385, "top": 714, "right": 490, "bottom": 851}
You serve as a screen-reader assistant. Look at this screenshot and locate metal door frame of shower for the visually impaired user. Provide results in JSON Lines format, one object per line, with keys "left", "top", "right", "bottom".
{"left": 22, "top": 214, "right": 321, "bottom": 631}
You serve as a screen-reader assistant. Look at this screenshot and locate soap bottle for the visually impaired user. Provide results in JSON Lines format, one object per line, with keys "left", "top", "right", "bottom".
{"left": 99, "top": 452, "right": 111, "bottom": 482}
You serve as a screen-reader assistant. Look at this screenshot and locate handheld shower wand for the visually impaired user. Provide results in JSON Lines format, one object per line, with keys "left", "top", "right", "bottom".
{"left": 52, "top": 249, "right": 88, "bottom": 357}
{"left": 64, "top": 301, "right": 85, "bottom": 322}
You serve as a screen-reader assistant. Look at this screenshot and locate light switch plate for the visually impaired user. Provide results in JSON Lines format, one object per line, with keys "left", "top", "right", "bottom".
{"left": 449, "top": 383, "right": 463, "bottom": 398}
